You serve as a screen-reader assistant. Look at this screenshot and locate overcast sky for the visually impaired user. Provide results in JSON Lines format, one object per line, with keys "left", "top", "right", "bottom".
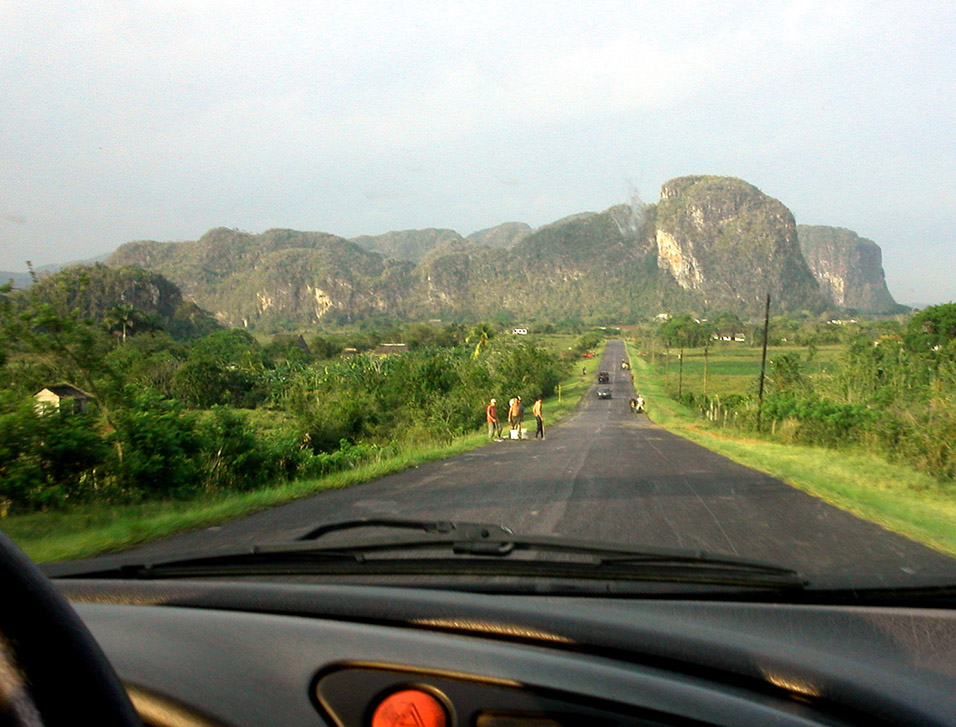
{"left": 2, "top": 1, "right": 953, "bottom": 305}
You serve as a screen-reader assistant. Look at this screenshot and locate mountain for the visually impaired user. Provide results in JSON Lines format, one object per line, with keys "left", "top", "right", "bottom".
{"left": 110, "top": 228, "right": 414, "bottom": 327}
{"left": 352, "top": 222, "right": 531, "bottom": 265}
{"left": 654, "top": 176, "right": 826, "bottom": 316}
{"left": 404, "top": 204, "right": 687, "bottom": 322}
{"left": 797, "top": 225, "right": 903, "bottom": 313}
{"left": 465, "top": 222, "right": 532, "bottom": 249}
{"left": 350, "top": 228, "right": 466, "bottom": 263}
{"left": 100, "top": 176, "right": 901, "bottom": 327}
{"left": 23, "top": 263, "right": 220, "bottom": 339}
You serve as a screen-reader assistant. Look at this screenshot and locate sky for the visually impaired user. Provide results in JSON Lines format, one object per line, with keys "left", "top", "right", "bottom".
{"left": 1, "top": 1, "right": 954, "bottom": 305}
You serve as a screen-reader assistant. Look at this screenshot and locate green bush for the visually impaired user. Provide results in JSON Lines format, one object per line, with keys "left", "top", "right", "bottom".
{"left": 0, "top": 396, "right": 109, "bottom": 512}
{"left": 112, "top": 393, "right": 204, "bottom": 497}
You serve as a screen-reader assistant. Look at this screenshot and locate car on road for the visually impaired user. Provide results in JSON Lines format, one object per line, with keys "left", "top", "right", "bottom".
{"left": 596, "top": 386, "right": 612, "bottom": 399}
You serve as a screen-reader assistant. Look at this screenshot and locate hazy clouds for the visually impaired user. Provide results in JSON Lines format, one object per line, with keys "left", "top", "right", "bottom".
{"left": 2, "top": 1, "right": 953, "bottom": 303}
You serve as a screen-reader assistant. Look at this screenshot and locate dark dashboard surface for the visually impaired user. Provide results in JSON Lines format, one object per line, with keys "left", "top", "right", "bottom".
{"left": 59, "top": 580, "right": 956, "bottom": 727}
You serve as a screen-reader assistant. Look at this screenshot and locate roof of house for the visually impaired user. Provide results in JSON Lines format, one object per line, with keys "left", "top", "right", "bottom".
{"left": 35, "top": 384, "right": 94, "bottom": 399}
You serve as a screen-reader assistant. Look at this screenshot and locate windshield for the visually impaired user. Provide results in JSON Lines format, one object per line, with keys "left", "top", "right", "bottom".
{"left": 2, "top": 2, "right": 956, "bottom": 596}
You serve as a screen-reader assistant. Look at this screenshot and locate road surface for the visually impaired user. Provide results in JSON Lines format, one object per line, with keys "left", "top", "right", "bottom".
{"left": 121, "top": 340, "right": 956, "bottom": 579}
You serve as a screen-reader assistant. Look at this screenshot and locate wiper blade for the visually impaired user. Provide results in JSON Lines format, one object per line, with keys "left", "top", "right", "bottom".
{"left": 51, "top": 518, "right": 807, "bottom": 590}
{"left": 298, "top": 517, "right": 803, "bottom": 578}
{"left": 298, "top": 517, "right": 516, "bottom": 555}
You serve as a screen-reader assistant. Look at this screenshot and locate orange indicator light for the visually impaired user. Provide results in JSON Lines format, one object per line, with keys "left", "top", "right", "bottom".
{"left": 370, "top": 688, "right": 448, "bottom": 727}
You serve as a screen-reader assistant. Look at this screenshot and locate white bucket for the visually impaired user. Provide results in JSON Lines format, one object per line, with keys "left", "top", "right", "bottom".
{"left": 520, "top": 428, "right": 528, "bottom": 439}
{"left": 510, "top": 429, "right": 519, "bottom": 440}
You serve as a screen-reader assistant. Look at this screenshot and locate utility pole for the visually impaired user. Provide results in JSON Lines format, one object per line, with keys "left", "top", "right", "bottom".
{"left": 678, "top": 346, "right": 684, "bottom": 399}
{"left": 756, "top": 293, "right": 771, "bottom": 432}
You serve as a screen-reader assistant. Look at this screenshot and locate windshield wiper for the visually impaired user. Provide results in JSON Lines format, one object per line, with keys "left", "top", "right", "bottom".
{"left": 50, "top": 518, "right": 807, "bottom": 590}
{"left": 298, "top": 517, "right": 517, "bottom": 554}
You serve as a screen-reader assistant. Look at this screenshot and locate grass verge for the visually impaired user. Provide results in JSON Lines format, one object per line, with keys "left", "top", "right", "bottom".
{"left": 627, "top": 341, "right": 956, "bottom": 558}
{"left": 4, "top": 343, "right": 604, "bottom": 562}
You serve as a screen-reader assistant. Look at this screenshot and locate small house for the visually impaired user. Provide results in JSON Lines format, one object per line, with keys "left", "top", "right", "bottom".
{"left": 34, "top": 385, "right": 94, "bottom": 414}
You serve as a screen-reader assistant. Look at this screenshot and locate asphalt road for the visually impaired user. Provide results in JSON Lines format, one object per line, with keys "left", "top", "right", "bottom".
{"left": 122, "top": 340, "right": 956, "bottom": 579}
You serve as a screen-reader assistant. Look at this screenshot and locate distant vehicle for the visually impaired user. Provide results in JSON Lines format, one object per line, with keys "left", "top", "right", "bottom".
{"left": 597, "top": 371, "right": 610, "bottom": 383}
{"left": 596, "top": 387, "right": 612, "bottom": 399}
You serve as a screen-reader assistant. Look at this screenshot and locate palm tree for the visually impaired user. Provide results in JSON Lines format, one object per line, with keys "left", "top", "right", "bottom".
{"left": 106, "top": 304, "right": 137, "bottom": 343}
{"left": 465, "top": 322, "right": 495, "bottom": 359}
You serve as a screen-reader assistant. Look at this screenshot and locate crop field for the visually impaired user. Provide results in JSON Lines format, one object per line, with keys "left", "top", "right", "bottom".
{"left": 642, "top": 343, "right": 843, "bottom": 398}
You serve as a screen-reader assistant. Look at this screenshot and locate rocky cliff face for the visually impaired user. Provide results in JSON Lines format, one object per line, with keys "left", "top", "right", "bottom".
{"left": 111, "top": 228, "right": 414, "bottom": 327}
{"left": 104, "top": 177, "right": 900, "bottom": 327}
{"left": 797, "top": 225, "right": 901, "bottom": 313}
{"left": 654, "top": 176, "right": 826, "bottom": 315}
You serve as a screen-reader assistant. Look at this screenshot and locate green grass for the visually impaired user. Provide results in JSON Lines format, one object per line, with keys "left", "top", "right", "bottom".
{"left": 640, "top": 343, "right": 842, "bottom": 398}
{"left": 626, "top": 341, "right": 956, "bottom": 557}
{"left": 3, "top": 341, "right": 605, "bottom": 562}
{"left": 3, "top": 434, "right": 486, "bottom": 562}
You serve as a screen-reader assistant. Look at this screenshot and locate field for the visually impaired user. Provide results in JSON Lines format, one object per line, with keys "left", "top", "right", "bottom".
{"left": 639, "top": 342, "right": 842, "bottom": 398}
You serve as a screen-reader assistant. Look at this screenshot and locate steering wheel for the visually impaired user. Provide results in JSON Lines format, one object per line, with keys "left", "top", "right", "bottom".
{"left": 0, "top": 529, "right": 141, "bottom": 726}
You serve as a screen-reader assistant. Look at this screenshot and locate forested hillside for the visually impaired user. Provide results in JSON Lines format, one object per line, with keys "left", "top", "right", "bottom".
{"left": 21, "top": 263, "right": 219, "bottom": 339}
{"left": 101, "top": 176, "right": 901, "bottom": 328}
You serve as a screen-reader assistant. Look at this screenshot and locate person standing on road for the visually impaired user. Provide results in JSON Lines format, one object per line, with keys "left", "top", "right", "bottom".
{"left": 532, "top": 396, "right": 545, "bottom": 439}
{"left": 509, "top": 396, "right": 521, "bottom": 432}
{"left": 486, "top": 398, "right": 501, "bottom": 440}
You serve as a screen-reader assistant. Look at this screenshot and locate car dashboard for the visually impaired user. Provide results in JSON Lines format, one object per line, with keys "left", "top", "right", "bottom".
{"left": 56, "top": 579, "right": 956, "bottom": 727}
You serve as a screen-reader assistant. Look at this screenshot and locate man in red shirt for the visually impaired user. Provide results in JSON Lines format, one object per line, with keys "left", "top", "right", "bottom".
{"left": 486, "top": 398, "right": 501, "bottom": 440}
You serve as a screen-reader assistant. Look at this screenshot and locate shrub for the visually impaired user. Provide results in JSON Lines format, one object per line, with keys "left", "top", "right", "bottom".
{"left": 0, "top": 396, "right": 108, "bottom": 511}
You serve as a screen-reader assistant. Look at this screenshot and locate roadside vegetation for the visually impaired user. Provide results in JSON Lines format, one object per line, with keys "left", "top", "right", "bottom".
{"left": 627, "top": 305, "right": 956, "bottom": 556}
{"left": 0, "top": 272, "right": 610, "bottom": 559}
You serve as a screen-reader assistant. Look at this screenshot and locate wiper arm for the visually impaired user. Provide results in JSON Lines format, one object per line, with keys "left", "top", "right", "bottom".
{"left": 298, "top": 518, "right": 516, "bottom": 555}
{"left": 51, "top": 518, "right": 806, "bottom": 590}
{"left": 298, "top": 517, "right": 803, "bottom": 580}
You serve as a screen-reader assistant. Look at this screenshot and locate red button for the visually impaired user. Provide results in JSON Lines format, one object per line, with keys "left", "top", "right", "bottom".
{"left": 370, "top": 688, "right": 448, "bottom": 727}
